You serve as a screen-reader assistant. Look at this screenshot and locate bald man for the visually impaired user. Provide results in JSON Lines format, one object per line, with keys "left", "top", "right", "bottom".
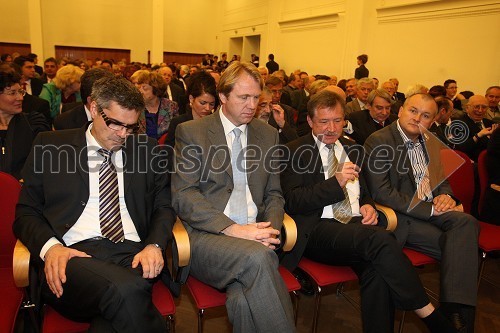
{"left": 453, "top": 95, "right": 497, "bottom": 161}
{"left": 158, "top": 66, "right": 186, "bottom": 113}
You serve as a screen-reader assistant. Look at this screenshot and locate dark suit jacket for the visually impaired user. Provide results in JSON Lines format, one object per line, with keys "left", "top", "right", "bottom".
{"left": 266, "top": 60, "right": 279, "bottom": 74}
{"left": 53, "top": 104, "right": 89, "bottom": 130}
{"left": 364, "top": 121, "right": 454, "bottom": 225}
{"left": 395, "top": 92, "right": 406, "bottom": 103}
{"left": 482, "top": 127, "right": 500, "bottom": 224}
{"left": 22, "top": 94, "right": 51, "bottom": 124}
{"left": 165, "top": 111, "right": 193, "bottom": 148}
{"left": 0, "top": 112, "right": 49, "bottom": 179}
{"left": 348, "top": 109, "right": 397, "bottom": 144}
{"left": 345, "top": 99, "right": 363, "bottom": 116}
{"left": 61, "top": 101, "right": 83, "bottom": 113}
{"left": 429, "top": 122, "right": 456, "bottom": 149}
{"left": 267, "top": 103, "right": 299, "bottom": 144}
{"left": 452, "top": 114, "right": 494, "bottom": 161}
{"left": 168, "top": 83, "right": 186, "bottom": 115}
{"left": 30, "top": 78, "right": 44, "bottom": 96}
{"left": 14, "top": 126, "right": 175, "bottom": 261}
{"left": 354, "top": 65, "right": 369, "bottom": 79}
{"left": 171, "top": 110, "right": 285, "bottom": 234}
{"left": 280, "top": 134, "right": 375, "bottom": 270}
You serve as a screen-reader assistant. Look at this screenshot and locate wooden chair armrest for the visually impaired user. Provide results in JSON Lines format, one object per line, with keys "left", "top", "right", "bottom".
{"left": 172, "top": 217, "right": 190, "bottom": 267}
{"left": 282, "top": 214, "right": 297, "bottom": 252}
{"left": 375, "top": 203, "right": 398, "bottom": 232}
{"left": 13, "top": 240, "right": 31, "bottom": 288}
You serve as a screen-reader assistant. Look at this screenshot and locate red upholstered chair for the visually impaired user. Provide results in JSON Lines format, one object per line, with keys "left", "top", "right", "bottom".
{"left": 13, "top": 219, "right": 190, "bottom": 333}
{"left": 0, "top": 172, "right": 23, "bottom": 333}
{"left": 476, "top": 150, "right": 500, "bottom": 288}
{"left": 185, "top": 214, "right": 301, "bottom": 333}
{"left": 476, "top": 150, "right": 489, "bottom": 217}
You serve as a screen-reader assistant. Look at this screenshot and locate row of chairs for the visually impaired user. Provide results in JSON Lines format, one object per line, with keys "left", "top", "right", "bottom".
{"left": 1, "top": 148, "right": 498, "bottom": 333}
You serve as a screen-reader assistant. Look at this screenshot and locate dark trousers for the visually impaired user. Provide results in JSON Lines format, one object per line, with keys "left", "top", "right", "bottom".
{"left": 41, "top": 239, "right": 165, "bottom": 333}
{"left": 304, "top": 218, "right": 430, "bottom": 333}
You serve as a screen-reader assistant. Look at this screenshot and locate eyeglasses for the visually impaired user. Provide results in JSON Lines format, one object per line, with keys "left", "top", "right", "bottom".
{"left": 470, "top": 105, "right": 489, "bottom": 111}
{"left": 270, "top": 89, "right": 283, "bottom": 95}
{"left": 98, "top": 107, "right": 139, "bottom": 133}
{"left": 1, "top": 88, "right": 26, "bottom": 97}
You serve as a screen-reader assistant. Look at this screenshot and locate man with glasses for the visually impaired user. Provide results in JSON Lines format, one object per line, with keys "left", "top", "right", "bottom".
{"left": 14, "top": 76, "right": 176, "bottom": 333}
{"left": 265, "top": 76, "right": 297, "bottom": 134}
{"left": 453, "top": 94, "right": 497, "bottom": 161}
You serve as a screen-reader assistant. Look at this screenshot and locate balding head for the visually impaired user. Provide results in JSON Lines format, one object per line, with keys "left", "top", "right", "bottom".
{"left": 324, "top": 85, "right": 346, "bottom": 100}
{"left": 466, "top": 95, "right": 489, "bottom": 122}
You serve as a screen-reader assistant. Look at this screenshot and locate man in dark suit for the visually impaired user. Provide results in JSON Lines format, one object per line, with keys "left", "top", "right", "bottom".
{"left": 172, "top": 62, "right": 295, "bottom": 332}
{"left": 266, "top": 53, "right": 279, "bottom": 74}
{"left": 265, "top": 76, "right": 297, "bottom": 137}
{"left": 54, "top": 68, "right": 114, "bottom": 130}
{"left": 158, "top": 66, "right": 186, "bottom": 113}
{"left": 13, "top": 56, "right": 44, "bottom": 96}
{"left": 14, "top": 76, "right": 175, "bottom": 333}
{"left": 453, "top": 95, "right": 497, "bottom": 161}
{"left": 364, "top": 93, "right": 479, "bottom": 332}
{"left": 40, "top": 57, "right": 58, "bottom": 83}
{"left": 429, "top": 96, "right": 456, "bottom": 148}
{"left": 348, "top": 89, "right": 397, "bottom": 144}
{"left": 281, "top": 90, "right": 458, "bottom": 333}
{"left": 255, "top": 86, "right": 298, "bottom": 144}
{"left": 390, "top": 77, "right": 406, "bottom": 103}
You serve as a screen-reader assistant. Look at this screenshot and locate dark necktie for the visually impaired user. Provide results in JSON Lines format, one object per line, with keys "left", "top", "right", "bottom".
{"left": 98, "top": 149, "right": 124, "bottom": 243}
{"left": 327, "top": 145, "right": 351, "bottom": 223}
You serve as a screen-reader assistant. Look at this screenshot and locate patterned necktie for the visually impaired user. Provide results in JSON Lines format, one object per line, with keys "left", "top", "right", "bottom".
{"left": 228, "top": 128, "right": 248, "bottom": 225}
{"left": 98, "top": 149, "right": 124, "bottom": 243}
{"left": 327, "top": 145, "right": 352, "bottom": 224}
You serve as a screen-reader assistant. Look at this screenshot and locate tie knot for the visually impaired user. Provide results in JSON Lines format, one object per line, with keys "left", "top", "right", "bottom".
{"left": 325, "top": 144, "right": 334, "bottom": 151}
{"left": 233, "top": 128, "right": 242, "bottom": 139}
{"left": 98, "top": 148, "right": 113, "bottom": 160}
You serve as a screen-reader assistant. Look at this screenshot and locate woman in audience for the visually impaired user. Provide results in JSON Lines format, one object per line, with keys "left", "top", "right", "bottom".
{"left": 165, "top": 70, "right": 217, "bottom": 148}
{"left": 354, "top": 54, "right": 369, "bottom": 79}
{"left": 444, "top": 79, "right": 465, "bottom": 110}
{"left": 39, "top": 64, "right": 84, "bottom": 119}
{"left": 131, "top": 70, "right": 179, "bottom": 142}
{"left": 0, "top": 68, "right": 49, "bottom": 179}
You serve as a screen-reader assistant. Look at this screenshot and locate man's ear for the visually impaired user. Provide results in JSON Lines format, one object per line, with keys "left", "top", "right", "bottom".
{"left": 89, "top": 101, "right": 98, "bottom": 120}
{"left": 219, "top": 92, "right": 227, "bottom": 104}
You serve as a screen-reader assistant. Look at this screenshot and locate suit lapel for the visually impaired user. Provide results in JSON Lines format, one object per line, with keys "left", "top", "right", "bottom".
{"left": 71, "top": 126, "right": 90, "bottom": 189}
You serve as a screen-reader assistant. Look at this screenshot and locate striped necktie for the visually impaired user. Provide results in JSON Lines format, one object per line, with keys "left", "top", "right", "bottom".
{"left": 327, "top": 144, "right": 352, "bottom": 224}
{"left": 98, "top": 148, "right": 124, "bottom": 243}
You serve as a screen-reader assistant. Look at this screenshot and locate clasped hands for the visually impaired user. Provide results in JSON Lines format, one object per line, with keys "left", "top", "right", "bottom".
{"left": 44, "top": 242, "right": 163, "bottom": 298}
{"left": 432, "top": 194, "right": 463, "bottom": 216}
{"left": 222, "top": 222, "right": 280, "bottom": 249}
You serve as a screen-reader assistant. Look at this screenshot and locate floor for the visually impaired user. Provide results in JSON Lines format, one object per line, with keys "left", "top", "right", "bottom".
{"left": 172, "top": 257, "right": 500, "bottom": 333}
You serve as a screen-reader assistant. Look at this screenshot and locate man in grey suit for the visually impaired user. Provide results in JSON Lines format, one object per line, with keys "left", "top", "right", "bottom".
{"left": 364, "top": 93, "right": 479, "bottom": 332}
{"left": 345, "top": 77, "right": 374, "bottom": 117}
{"left": 172, "top": 61, "right": 295, "bottom": 333}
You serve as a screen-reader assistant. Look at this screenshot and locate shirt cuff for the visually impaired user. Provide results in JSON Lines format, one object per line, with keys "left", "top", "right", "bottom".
{"left": 430, "top": 205, "right": 434, "bottom": 217}
{"left": 40, "top": 237, "right": 63, "bottom": 261}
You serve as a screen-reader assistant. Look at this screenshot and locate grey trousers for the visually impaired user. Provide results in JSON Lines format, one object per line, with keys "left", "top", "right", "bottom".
{"left": 188, "top": 229, "right": 295, "bottom": 333}
{"left": 394, "top": 210, "right": 480, "bottom": 306}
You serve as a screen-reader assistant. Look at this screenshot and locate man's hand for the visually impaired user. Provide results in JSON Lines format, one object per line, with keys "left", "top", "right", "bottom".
{"left": 271, "top": 104, "right": 286, "bottom": 128}
{"left": 432, "top": 194, "right": 457, "bottom": 216}
{"left": 44, "top": 244, "right": 91, "bottom": 298}
{"left": 132, "top": 244, "right": 164, "bottom": 279}
{"left": 335, "top": 161, "right": 360, "bottom": 188}
{"left": 360, "top": 204, "right": 378, "bottom": 225}
{"left": 222, "top": 222, "right": 281, "bottom": 249}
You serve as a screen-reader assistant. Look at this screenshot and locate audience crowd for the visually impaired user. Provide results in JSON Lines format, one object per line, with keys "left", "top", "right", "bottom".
{"left": 2, "top": 50, "right": 499, "bottom": 333}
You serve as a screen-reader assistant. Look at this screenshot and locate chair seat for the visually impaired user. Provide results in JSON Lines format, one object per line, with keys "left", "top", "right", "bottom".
{"left": 42, "top": 281, "right": 175, "bottom": 333}
{"left": 187, "top": 266, "right": 302, "bottom": 311}
{"left": 403, "top": 248, "right": 438, "bottom": 266}
{"left": 0, "top": 268, "right": 23, "bottom": 333}
{"left": 297, "top": 257, "right": 358, "bottom": 287}
{"left": 479, "top": 222, "right": 500, "bottom": 252}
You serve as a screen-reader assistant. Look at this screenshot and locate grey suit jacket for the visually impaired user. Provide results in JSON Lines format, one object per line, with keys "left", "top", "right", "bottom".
{"left": 364, "top": 121, "right": 454, "bottom": 222}
{"left": 171, "top": 110, "right": 285, "bottom": 233}
{"left": 345, "top": 99, "right": 362, "bottom": 117}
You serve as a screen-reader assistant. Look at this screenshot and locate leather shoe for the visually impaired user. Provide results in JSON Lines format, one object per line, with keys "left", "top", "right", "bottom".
{"left": 293, "top": 270, "right": 315, "bottom": 296}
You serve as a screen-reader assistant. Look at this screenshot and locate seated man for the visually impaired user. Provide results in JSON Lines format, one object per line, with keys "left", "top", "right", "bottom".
{"left": 13, "top": 76, "right": 175, "bottom": 333}
{"left": 429, "top": 96, "right": 456, "bottom": 148}
{"left": 364, "top": 93, "right": 480, "bottom": 332}
{"left": 484, "top": 85, "right": 500, "bottom": 121}
{"left": 255, "top": 86, "right": 298, "bottom": 144}
{"left": 348, "top": 88, "right": 397, "bottom": 144}
{"left": 281, "top": 90, "right": 459, "bottom": 333}
{"left": 172, "top": 61, "right": 295, "bottom": 332}
{"left": 453, "top": 94, "right": 497, "bottom": 161}
{"left": 345, "top": 77, "right": 374, "bottom": 116}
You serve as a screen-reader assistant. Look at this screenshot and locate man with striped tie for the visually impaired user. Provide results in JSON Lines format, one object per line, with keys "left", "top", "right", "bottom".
{"left": 281, "top": 90, "right": 462, "bottom": 333}
{"left": 14, "top": 76, "right": 175, "bottom": 333}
